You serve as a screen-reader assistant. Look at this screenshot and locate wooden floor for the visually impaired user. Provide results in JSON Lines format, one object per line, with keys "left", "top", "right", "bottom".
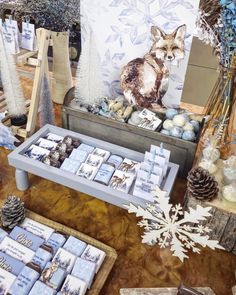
{"left": 0, "top": 122, "right": 236, "bottom": 295}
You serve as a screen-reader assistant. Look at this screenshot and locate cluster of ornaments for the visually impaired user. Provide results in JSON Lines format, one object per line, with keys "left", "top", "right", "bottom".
{"left": 161, "top": 109, "right": 200, "bottom": 142}
{"left": 222, "top": 155, "right": 236, "bottom": 203}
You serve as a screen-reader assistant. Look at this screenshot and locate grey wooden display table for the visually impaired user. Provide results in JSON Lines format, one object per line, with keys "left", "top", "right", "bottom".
{"left": 8, "top": 124, "right": 179, "bottom": 209}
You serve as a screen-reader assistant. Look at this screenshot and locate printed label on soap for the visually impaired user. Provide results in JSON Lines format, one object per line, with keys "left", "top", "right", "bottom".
{"left": 21, "top": 217, "right": 54, "bottom": 240}
{"left": 0, "top": 237, "right": 34, "bottom": 264}
{"left": 0, "top": 267, "right": 16, "bottom": 294}
{"left": 4, "top": 19, "right": 20, "bottom": 54}
{"left": 21, "top": 22, "right": 36, "bottom": 51}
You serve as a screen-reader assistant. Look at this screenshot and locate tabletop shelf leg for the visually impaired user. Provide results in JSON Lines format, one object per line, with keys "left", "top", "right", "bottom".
{"left": 15, "top": 169, "right": 29, "bottom": 191}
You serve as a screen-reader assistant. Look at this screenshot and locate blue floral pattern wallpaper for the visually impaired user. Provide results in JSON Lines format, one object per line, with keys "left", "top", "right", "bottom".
{"left": 81, "top": 0, "right": 200, "bottom": 107}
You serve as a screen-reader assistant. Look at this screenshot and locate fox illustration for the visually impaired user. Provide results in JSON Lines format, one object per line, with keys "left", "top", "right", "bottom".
{"left": 121, "top": 25, "right": 186, "bottom": 107}
{"left": 110, "top": 175, "right": 130, "bottom": 189}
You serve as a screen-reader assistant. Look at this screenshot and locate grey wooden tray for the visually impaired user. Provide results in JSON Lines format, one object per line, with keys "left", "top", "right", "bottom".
{"left": 8, "top": 124, "right": 179, "bottom": 209}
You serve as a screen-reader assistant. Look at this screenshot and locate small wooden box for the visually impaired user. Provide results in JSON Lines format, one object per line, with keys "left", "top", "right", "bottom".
{"left": 62, "top": 103, "right": 199, "bottom": 178}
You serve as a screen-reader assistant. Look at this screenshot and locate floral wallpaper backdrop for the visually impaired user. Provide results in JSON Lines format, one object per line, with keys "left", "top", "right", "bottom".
{"left": 81, "top": 0, "right": 200, "bottom": 108}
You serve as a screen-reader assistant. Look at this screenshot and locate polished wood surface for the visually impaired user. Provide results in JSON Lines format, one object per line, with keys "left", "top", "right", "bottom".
{"left": 0, "top": 142, "right": 236, "bottom": 295}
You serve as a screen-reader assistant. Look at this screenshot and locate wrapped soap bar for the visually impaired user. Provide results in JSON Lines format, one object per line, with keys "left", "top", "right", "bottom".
{"left": 144, "top": 151, "right": 168, "bottom": 177}
{"left": 69, "top": 149, "right": 88, "bottom": 162}
{"left": 40, "top": 261, "right": 67, "bottom": 290}
{"left": 8, "top": 262, "right": 41, "bottom": 295}
{"left": 140, "top": 162, "right": 163, "bottom": 184}
{"left": 52, "top": 248, "right": 76, "bottom": 273}
{"left": 118, "top": 158, "right": 140, "bottom": 174}
{"left": 77, "top": 143, "right": 95, "bottom": 154}
{"left": 0, "top": 237, "right": 34, "bottom": 264}
{"left": 0, "top": 251, "right": 25, "bottom": 276}
{"left": 44, "top": 133, "right": 64, "bottom": 144}
{"left": 32, "top": 244, "right": 53, "bottom": 270}
{"left": 0, "top": 228, "right": 7, "bottom": 243}
{"left": 24, "top": 145, "right": 50, "bottom": 161}
{"left": 20, "top": 218, "right": 54, "bottom": 241}
{"left": 85, "top": 154, "right": 104, "bottom": 168}
{"left": 29, "top": 281, "right": 56, "bottom": 295}
{"left": 45, "top": 232, "right": 67, "bottom": 255}
{"left": 107, "top": 154, "right": 123, "bottom": 168}
{"left": 35, "top": 138, "right": 58, "bottom": 151}
{"left": 71, "top": 257, "right": 96, "bottom": 289}
{"left": 63, "top": 236, "right": 87, "bottom": 256}
{"left": 0, "top": 267, "right": 16, "bottom": 294}
{"left": 81, "top": 245, "right": 106, "bottom": 273}
{"left": 60, "top": 158, "right": 82, "bottom": 174}
{"left": 76, "top": 163, "right": 98, "bottom": 180}
{"left": 94, "top": 163, "right": 115, "bottom": 185}
{"left": 10, "top": 226, "right": 44, "bottom": 251}
{"left": 109, "top": 170, "right": 135, "bottom": 194}
{"left": 60, "top": 275, "right": 87, "bottom": 295}
{"left": 177, "top": 284, "right": 204, "bottom": 295}
{"left": 92, "top": 148, "right": 110, "bottom": 161}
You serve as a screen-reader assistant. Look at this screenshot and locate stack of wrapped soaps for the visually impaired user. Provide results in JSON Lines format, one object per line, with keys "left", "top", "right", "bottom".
{"left": 133, "top": 145, "right": 171, "bottom": 202}
{"left": 0, "top": 218, "right": 106, "bottom": 294}
{"left": 24, "top": 132, "right": 141, "bottom": 195}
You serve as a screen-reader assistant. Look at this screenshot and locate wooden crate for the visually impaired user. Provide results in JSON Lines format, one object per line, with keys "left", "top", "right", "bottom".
{"left": 62, "top": 98, "right": 200, "bottom": 178}
{"left": 120, "top": 287, "right": 215, "bottom": 295}
{"left": 185, "top": 192, "right": 236, "bottom": 254}
{"left": 0, "top": 201, "right": 117, "bottom": 295}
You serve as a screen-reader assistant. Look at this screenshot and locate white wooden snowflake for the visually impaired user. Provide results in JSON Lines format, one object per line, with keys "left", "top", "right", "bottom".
{"left": 125, "top": 187, "right": 224, "bottom": 262}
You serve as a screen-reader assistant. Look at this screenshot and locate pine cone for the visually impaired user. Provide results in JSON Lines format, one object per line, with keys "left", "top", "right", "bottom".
{"left": 0, "top": 196, "right": 25, "bottom": 229}
{"left": 187, "top": 167, "right": 219, "bottom": 201}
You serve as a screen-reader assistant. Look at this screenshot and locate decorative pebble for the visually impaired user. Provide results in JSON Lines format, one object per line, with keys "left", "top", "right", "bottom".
{"left": 172, "top": 114, "right": 187, "bottom": 127}
{"left": 163, "top": 119, "right": 174, "bottom": 130}
{"left": 160, "top": 129, "right": 170, "bottom": 136}
{"left": 165, "top": 108, "right": 178, "bottom": 120}
{"left": 190, "top": 120, "right": 200, "bottom": 133}
{"left": 183, "top": 122, "right": 194, "bottom": 132}
{"left": 170, "top": 127, "right": 183, "bottom": 138}
{"left": 182, "top": 130, "right": 196, "bottom": 141}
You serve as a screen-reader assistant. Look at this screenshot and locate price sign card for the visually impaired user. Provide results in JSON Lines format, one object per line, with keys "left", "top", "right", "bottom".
{"left": 21, "top": 22, "right": 37, "bottom": 51}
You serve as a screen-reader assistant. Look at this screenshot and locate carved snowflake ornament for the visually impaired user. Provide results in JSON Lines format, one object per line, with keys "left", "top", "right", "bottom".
{"left": 125, "top": 187, "right": 224, "bottom": 262}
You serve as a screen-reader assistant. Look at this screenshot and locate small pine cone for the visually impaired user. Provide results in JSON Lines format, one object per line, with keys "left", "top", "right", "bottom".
{"left": 0, "top": 196, "right": 25, "bottom": 229}
{"left": 187, "top": 167, "right": 219, "bottom": 201}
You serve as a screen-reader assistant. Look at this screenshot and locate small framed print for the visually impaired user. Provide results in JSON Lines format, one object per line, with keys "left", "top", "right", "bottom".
{"left": 76, "top": 163, "right": 98, "bottom": 180}
{"left": 85, "top": 154, "right": 103, "bottom": 168}
{"left": 60, "top": 275, "right": 87, "bottom": 295}
{"left": 118, "top": 158, "right": 140, "bottom": 175}
{"left": 92, "top": 148, "right": 110, "bottom": 161}
{"left": 109, "top": 170, "right": 135, "bottom": 194}
{"left": 35, "top": 138, "right": 58, "bottom": 151}
{"left": 24, "top": 145, "right": 50, "bottom": 161}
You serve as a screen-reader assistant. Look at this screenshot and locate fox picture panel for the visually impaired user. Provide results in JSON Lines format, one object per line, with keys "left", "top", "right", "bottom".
{"left": 80, "top": 0, "right": 200, "bottom": 108}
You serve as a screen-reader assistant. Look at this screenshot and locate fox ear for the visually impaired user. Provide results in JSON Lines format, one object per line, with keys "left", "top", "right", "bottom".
{"left": 151, "top": 26, "right": 166, "bottom": 41}
{"left": 173, "top": 24, "right": 186, "bottom": 42}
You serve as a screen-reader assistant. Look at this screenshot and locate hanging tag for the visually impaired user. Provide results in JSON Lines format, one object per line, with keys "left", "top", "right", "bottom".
{"left": 2, "top": 23, "right": 17, "bottom": 54}
{"left": 5, "top": 18, "right": 20, "bottom": 54}
{"left": 21, "top": 21, "right": 36, "bottom": 51}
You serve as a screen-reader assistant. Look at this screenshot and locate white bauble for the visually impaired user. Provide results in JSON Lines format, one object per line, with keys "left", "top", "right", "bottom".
{"left": 224, "top": 155, "right": 236, "bottom": 168}
{"left": 223, "top": 167, "right": 236, "bottom": 184}
{"left": 173, "top": 114, "right": 187, "bottom": 127}
{"left": 183, "top": 122, "right": 194, "bottom": 132}
{"left": 199, "top": 161, "right": 218, "bottom": 174}
{"left": 222, "top": 184, "right": 236, "bottom": 202}
{"left": 202, "top": 146, "right": 220, "bottom": 163}
{"left": 163, "top": 119, "right": 174, "bottom": 130}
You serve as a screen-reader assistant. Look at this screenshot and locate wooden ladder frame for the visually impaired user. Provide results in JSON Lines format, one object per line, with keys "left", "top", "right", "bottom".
{"left": 2, "top": 28, "right": 52, "bottom": 139}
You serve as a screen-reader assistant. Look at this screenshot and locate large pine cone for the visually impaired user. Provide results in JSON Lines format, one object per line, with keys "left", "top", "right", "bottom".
{"left": 0, "top": 196, "right": 25, "bottom": 229}
{"left": 187, "top": 167, "right": 219, "bottom": 201}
